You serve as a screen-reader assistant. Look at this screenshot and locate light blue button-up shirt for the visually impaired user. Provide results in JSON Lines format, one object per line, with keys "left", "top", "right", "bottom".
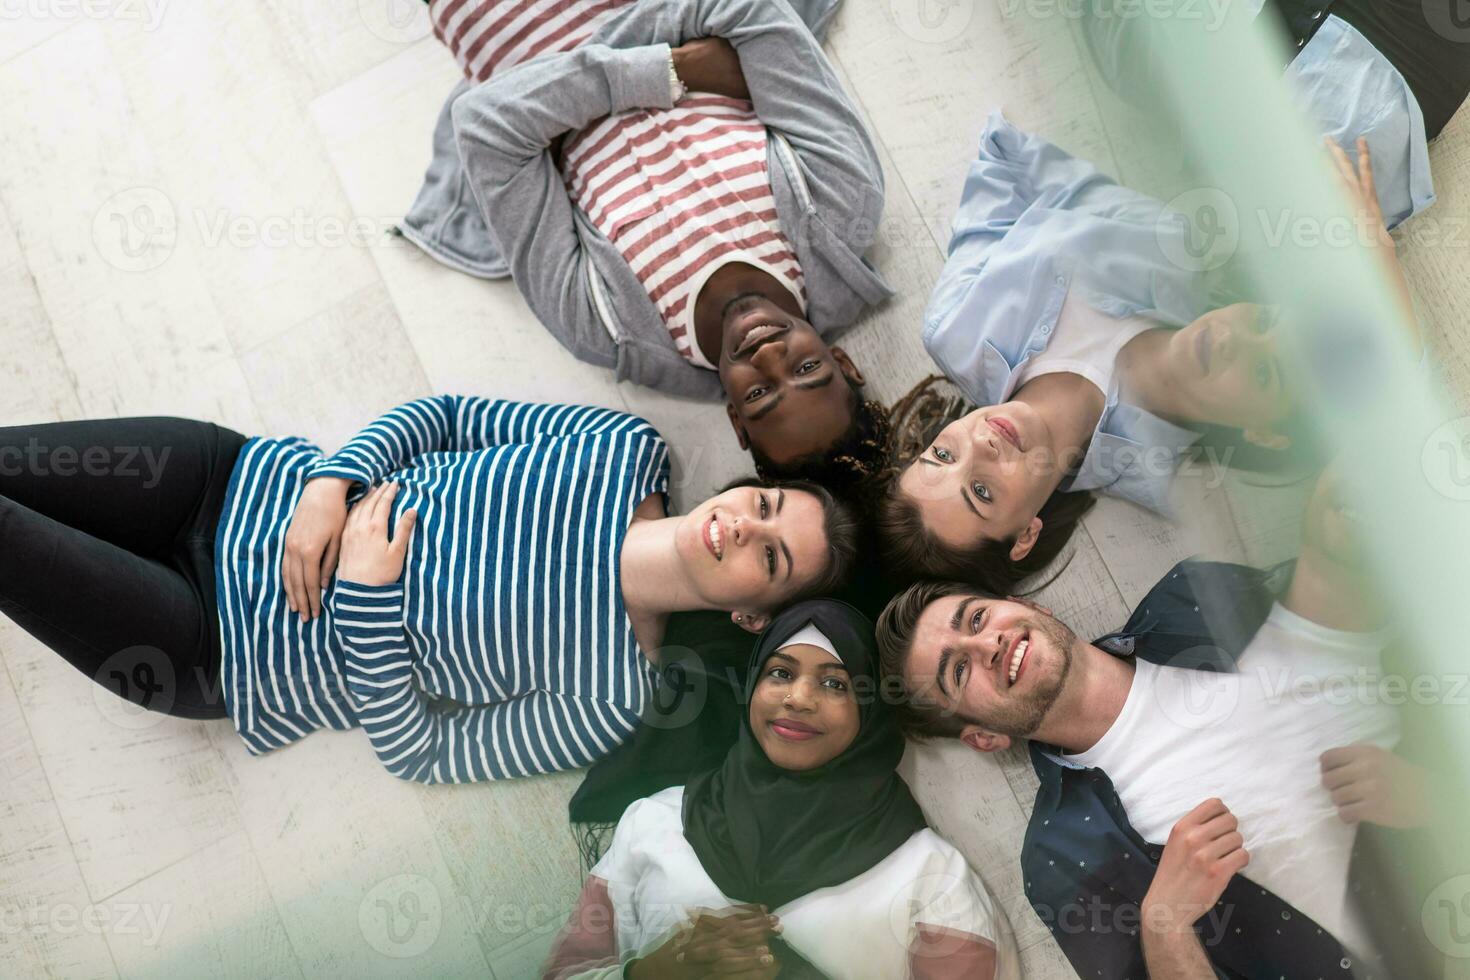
{"left": 923, "top": 22, "right": 1433, "bottom": 515}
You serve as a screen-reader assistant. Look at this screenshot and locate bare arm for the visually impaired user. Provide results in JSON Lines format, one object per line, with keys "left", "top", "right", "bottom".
{"left": 1141, "top": 926, "right": 1216, "bottom": 979}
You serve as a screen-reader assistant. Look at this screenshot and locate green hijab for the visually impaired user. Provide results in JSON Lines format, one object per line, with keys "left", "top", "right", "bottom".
{"left": 681, "top": 600, "right": 928, "bottom": 910}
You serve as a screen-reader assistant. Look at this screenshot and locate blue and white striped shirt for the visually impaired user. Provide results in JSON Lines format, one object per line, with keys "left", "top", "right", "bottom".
{"left": 213, "top": 396, "right": 670, "bottom": 782}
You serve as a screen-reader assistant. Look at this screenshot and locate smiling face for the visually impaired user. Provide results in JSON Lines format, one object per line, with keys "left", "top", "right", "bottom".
{"left": 749, "top": 643, "right": 861, "bottom": 771}
{"left": 1164, "top": 303, "right": 1295, "bottom": 440}
{"left": 896, "top": 405, "right": 1061, "bottom": 559}
{"left": 675, "top": 485, "right": 831, "bottom": 628}
{"left": 902, "top": 593, "right": 1078, "bottom": 738}
{"left": 719, "top": 295, "right": 865, "bottom": 469}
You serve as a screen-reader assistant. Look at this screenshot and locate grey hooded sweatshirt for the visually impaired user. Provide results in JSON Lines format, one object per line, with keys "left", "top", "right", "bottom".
{"left": 401, "top": 0, "right": 893, "bottom": 400}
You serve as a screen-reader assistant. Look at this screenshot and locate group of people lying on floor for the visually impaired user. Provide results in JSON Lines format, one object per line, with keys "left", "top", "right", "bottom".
{"left": 5, "top": 0, "right": 1467, "bottom": 977}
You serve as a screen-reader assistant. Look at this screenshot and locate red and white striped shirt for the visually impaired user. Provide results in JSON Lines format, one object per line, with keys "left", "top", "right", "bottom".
{"left": 564, "top": 98, "right": 806, "bottom": 367}
{"left": 430, "top": 0, "right": 629, "bottom": 83}
{"left": 431, "top": 0, "right": 807, "bottom": 368}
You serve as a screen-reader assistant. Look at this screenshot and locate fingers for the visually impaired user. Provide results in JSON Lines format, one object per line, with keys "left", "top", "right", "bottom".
{"left": 1319, "top": 745, "right": 1365, "bottom": 772}
{"left": 287, "top": 555, "right": 309, "bottom": 621}
{"left": 1324, "top": 137, "right": 1356, "bottom": 187}
{"left": 392, "top": 510, "right": 418, "bottom": 558}
{"left": 1219, "top": 846, "right": 1250, "bottom": 876}
{"left": 691, "top": 908, "right": 775, "bottom": 945}
{"left": 320, "top": 533, "right": 341, "bottom": 587}
{"left": 283, "top": 554, "right": 299, "bottom": 615}
{"left": 1183, "top": 797, "right": 1230, "bottom": 826}
{"left": 302, "top": 546, "right": 322, "bottom": 621}
{"left": 1197, "top": 810, "right": 1239, "bottom": 842}
{"left": 371, "top": 480, "right": 400, "bottom": 527}
{"left": 1203, "top": 831, "right": 1245, "bottom": 862}
{"left": 1357, "top": 137, "right": 1377, "bottom": 198}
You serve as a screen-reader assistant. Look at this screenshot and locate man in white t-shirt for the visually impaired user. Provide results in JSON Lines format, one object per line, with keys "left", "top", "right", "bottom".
{"left": 876, "top": 461, "right": 1439, "bottom": 978}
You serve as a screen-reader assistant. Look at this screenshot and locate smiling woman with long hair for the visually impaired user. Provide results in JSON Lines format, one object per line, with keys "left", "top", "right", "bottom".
{"left": 0, "top": 397, "right": 857, "bottom": 782}
{"left": 541, "top": 600, "right": 1018, "bottom": 980}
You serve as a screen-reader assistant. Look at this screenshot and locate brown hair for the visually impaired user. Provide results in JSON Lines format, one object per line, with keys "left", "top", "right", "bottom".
{"left": 874, "top": 579, "right": 987, "bottom": 740}
{"left": 874, "top": 375, "right": 1095, "bottom": 595}
{"left": 721, "top": 477, "right": 861, "bottom": 602}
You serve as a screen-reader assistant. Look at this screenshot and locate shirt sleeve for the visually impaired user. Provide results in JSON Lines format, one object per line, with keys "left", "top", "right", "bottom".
{"left": 330, "top": 583, "right": 641, "bottom": 783}
{"left": 542, "top": 876, "right": 623, "bottom": 980}
{"left": 679, "top": 0, "right": 886, "bottom": 254}
{"left": 906, "top": 844, "right": 1008, "bottom": 980}
{"left": 450, "top": 42, "right": 676, "bottom": 372}
{"left": 909, "top": 925, "right": 999, "bottom": 980}
{"left": 306, "top": 397, "right": 634, "bottom": 488}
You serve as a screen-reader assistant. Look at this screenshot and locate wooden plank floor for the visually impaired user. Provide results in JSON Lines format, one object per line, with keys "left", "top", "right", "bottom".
{"left": 1, "top": 3, "right": 1465, "bottom": 978}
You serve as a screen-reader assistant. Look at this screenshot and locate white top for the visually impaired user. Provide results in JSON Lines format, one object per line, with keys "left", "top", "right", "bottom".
{"left": 1010, "top": 285, "right": 1157, "bottom": 398}
{"left": 1068, "top": 603, "right": 1399, "bottom": 958}
{"left": 587, "top": 786, "right": 1019, "bottom": 980}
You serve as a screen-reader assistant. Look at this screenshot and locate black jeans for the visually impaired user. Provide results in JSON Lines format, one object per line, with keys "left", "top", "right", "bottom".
{"left": 0, "top": 418, "right": 247, "bottom": 720}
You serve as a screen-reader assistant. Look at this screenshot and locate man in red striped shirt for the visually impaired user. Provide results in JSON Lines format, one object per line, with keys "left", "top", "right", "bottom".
{"left": 404, "top": 0, "right": 894, "bottom": 494}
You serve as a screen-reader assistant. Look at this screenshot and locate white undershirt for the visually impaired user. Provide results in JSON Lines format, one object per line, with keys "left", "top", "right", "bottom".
{"left": 1010, "top": 286, "right": 1157, "bottom": 398}
{"left": 1067, "top": 604, "right": 1398, "bottom": 959}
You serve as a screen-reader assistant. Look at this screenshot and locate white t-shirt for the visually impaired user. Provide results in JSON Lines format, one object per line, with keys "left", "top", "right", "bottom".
{"left": 1010, "top": 286, "right": 1157, "bottom": 398}
{"left": 591, "top": 786, "right": 1020, "bottom": 980}
{"left": 1067, "top": 603, "right": 1399, "bottom": 959}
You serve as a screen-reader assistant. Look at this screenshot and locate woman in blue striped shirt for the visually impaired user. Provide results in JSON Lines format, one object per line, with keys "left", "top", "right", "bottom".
{"left": 0, "top": 397, "right": 857, "bottom": 782}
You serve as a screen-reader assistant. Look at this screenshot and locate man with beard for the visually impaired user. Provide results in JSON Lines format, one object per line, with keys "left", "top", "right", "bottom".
{"left": 875, "top": 462, "right": 1443, "bottom": 979}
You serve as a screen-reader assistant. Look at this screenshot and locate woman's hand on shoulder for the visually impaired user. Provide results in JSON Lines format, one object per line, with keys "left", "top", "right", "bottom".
{"left": 282, "top": 476, "right": 351, "bottom": 622}
{"left": 337, "top": 481, "right": 418, "bottom": 588}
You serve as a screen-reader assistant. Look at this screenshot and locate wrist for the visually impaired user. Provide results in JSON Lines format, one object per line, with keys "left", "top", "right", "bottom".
{"left": 307, "top": 475, "right": 352, "bottom": 497}
{"left": 1141, "top": 895, "right": 1201, "bottom": 937}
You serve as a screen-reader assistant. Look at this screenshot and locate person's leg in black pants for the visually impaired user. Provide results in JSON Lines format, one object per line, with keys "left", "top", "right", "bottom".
{"left": 1334, "top": 0, "right": 1470, "bottom": 141}
{"left": 0, "top": 418, "right": 247, "bottom": 719}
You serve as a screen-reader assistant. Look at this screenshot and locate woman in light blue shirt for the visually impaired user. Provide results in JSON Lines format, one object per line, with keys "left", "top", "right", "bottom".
{"left": 879, "top": 112, "right": 1425, "bottom": 594}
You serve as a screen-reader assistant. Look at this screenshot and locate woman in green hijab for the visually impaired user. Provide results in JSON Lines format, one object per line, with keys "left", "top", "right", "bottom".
{"left": 543, "top": 600, "right": 1017, "bottom": 979}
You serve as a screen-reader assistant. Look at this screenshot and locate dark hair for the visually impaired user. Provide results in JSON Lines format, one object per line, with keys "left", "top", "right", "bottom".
{"left": 878, "top": 484, "right": 1094, "bottom": 596}
{"left": 874, "top": 375, "right": 1095, "bottom": 595}
{"left": 1185, "top": 414, "right": 1326, "bottom": 484}
{"left": 721, "top": 477, "right": 861, "bottom": 602}
{"left": 875, "top": 580, "right": 987, "bottom": 740}
{"left": 748, "top": 382, "right": 891, "bottom": 502}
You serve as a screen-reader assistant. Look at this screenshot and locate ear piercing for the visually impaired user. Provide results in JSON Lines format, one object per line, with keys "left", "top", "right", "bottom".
{"left": 735, "top": 615, "right": 744, "bottom": 623}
